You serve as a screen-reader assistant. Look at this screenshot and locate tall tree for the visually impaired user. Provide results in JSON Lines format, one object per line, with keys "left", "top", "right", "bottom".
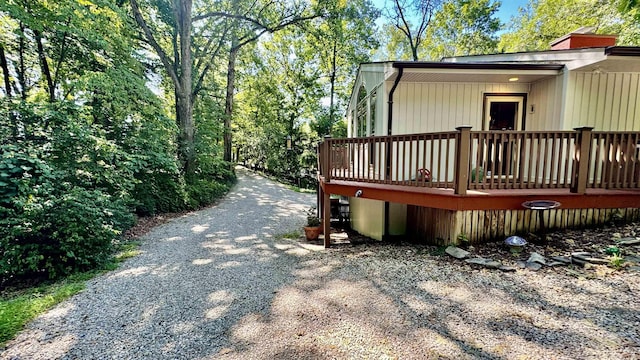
{"left": 130, "top": 0, "right": 317, "bottom": 167}
{"left": 386, "top": 0, "right": 443, "bottom": 60}
{"left": 129, "top": 0, "right": 199, "bottom": 172}
{"left": 427, "top": 0, "right": 501, "bottom": 59}
{"left": 307, "top": 0, "right": 379, "bottom": 127}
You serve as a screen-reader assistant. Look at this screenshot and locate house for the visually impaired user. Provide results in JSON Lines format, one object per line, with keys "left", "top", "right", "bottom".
{"left": 317, "top": 29, "right": 640, "bottom": 247}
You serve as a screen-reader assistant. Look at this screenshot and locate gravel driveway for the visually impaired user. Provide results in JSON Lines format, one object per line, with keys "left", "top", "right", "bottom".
{"left": 2, "top": 168, "right": 640, "bottom": 359}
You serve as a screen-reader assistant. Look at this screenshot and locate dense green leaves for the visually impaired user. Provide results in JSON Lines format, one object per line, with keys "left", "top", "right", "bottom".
{"left": 499, "top": 0, "right": 640, "bottom": 52}
{"left": 428, "top": 0, "right": 501, "bottom": 58}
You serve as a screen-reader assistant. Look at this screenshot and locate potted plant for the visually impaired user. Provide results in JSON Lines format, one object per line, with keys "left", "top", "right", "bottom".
{"left": 303, "top": 207, "right": 322, "bottom": 241}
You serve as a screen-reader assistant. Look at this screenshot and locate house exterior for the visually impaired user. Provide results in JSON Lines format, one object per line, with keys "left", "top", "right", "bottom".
{"left": 322, "top": 30, "right": 640, "bottom": 245}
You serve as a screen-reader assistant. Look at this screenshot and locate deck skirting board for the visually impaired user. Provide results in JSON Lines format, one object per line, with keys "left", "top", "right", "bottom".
{"left": 406, "top": 206, "right": 640, "bottom": 245}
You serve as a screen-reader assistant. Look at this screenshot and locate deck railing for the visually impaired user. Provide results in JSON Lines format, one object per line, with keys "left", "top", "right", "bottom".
{"left": 318, "top": 127, "right": 640, "bottom": 194}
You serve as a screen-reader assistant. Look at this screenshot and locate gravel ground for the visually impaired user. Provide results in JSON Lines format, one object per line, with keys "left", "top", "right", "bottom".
{"left": 2, "top": 168, "right": 640, "bottom": 359}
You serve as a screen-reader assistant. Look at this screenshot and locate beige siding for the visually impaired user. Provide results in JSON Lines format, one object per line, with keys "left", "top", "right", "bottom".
{"left": 350, "top": 197, "right": 384, "bottom": 240}
{"left": 388, "top": 203, "right": 407, "bottom": 235}
{"left": 528, "top": 76, "right": 564, "bottom": 130}
{"left": 389, "top": 82, "right": 530, "bottom": 134}
{"left": 565, "top": 72, "right": 640, "bottom": 131}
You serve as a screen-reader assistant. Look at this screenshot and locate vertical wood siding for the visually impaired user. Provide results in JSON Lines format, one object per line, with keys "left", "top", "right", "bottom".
{"left": 528, "top": 76, "right": 563, "bottom": 130}
{"left": 390, "top": 82, "right": 530, "bottom": 135}
{"left": 407, "top": 206, "right": 640, "bottom": 245}
{"left": 565, "top": 72, "right": 640, "bottom": 131}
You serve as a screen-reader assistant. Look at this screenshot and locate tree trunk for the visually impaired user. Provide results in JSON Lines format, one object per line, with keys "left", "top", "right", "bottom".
{"left": 224, "top": 39, "right": 238, "bottom": 163}
{"left": 0, "top": 44, "right": 11, "bottom": 98}
{"left": 18, "top": 23, "right": 27, "bottom": 100}
{"left": 410, "top": 42, "right": 419, "bottom": 61}
{"left": 176, "top": 91, "right": 194, "bottom": 173}
{"left": 177, "top": 0, "right": 194, "bottom": 174}
{"left": 34, "top": 30, "right": 55, "bottom": 102}
{"left": 328, "top": 41, "right": 337, "bottom": 131}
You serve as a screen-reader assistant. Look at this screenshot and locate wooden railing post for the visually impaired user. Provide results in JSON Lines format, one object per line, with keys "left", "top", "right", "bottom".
{"left": 324, "top": 135, "right": 332, "bottom": 183}
{"left": 571, "top": 127, "right": 594, "bottom": 194}
{"left": 455, "top": 126, "right": 473, "bottom": 195}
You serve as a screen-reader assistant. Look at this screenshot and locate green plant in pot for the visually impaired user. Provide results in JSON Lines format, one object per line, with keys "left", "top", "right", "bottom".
{"left": 304, "top": 207, "right": 322, "bottom": 241}
{"left": 471, "top": 166, "right": 485, "bottom": 182}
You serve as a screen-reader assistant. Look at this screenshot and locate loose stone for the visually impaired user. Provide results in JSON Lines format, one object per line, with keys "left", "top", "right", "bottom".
{"left": 526, "top": 262, "right": 543, "bottom": 271}
{"left": 527, "top": 252, "right": 547, "bottom": 265}
{"left": 445, "top": 246, "right": 470, "bottom": 259}
{"left": 617, "top": 238, "right": 640, "bottom": 246}
{"left": 465, "top": 257, "right": 502, "bottom": 269}
{"left": 550, "top": 256, "right": 571, "bottom": 264}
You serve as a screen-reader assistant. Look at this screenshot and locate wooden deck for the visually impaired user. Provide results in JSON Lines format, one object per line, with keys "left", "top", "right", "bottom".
{"left": 317, "top": 128, "right": 640, "bottom": 247}
{"left": 320, "top": 178, "right": 640, "bottom": 211}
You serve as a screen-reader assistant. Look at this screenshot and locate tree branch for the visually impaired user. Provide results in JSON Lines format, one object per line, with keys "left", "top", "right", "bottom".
{"left": 129, "top": 0, "right": 181, "bottom": 92}
{"left": 192, "top": 26, "right": 229, "bottom": 98}
{"left": 234, "top": 14, "right": 318, "bottom": 50}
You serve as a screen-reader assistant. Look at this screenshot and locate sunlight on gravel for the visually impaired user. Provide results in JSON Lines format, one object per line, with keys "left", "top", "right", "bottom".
{"left": 2, "top": 168, "right": 638, "bottom": 360}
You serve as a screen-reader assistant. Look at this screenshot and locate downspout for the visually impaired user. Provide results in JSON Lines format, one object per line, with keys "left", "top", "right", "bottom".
{"left": 384, "top": 65, "right": 404, "bottom": 240}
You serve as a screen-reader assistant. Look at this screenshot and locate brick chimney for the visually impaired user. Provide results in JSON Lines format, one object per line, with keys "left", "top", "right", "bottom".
{"left": 550, "top": 26, "right": 617, "bottom": 50}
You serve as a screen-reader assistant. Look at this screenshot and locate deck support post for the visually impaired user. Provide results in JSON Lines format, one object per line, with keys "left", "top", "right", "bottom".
{"left": 455, "top": 126, "right": 473, "bottom": 195}
{"left": 324, "top": 135, "right": 331, "bottom": 183}
{"left": 571, "top": 127, "right": 594, "bottom": 194}
{"left": 323, "top": 190, "right": 331, "bottom": 248}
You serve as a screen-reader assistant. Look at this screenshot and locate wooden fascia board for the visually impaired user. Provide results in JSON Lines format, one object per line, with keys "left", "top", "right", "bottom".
{"left": 319, "top": 178, "right": 640, "bottom": 211}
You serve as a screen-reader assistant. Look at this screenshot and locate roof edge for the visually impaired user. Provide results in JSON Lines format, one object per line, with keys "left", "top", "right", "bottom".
{"left": 604, "top": 46, "right": 640, "bottom": 56}
{"left": 392, "top": 62, "right": 564, "bottom": 71}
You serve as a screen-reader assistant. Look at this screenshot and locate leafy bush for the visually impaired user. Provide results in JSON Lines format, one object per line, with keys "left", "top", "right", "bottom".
{"left": 0, "top": 94, "right": 236, "bottom": 283}
{"left": 185, "top": 154, "right": 236, "bottom": 209}
{"left": 186, "top": 178, "right": 233, "bottom": 209}
{"left": 0, "top": 143, "right": 133, "bottom": 282}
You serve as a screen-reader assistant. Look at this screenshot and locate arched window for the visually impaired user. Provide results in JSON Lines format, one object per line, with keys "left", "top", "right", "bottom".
{"left": 369, "top": 89, "right": 377, "bottom": 136}
{"left": 356, "top": 85, "right": 367, "bottom": 137}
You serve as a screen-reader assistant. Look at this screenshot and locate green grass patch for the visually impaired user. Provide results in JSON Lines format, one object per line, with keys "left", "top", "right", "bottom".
{"left": 429, "top": 245, "right": 448, "bottom": 256}
{"left": 283, "top": 184, "right": 316, "bottom": 194}
{"left": 279, "top": 229, "right": 303, "bottom": 240}
{"left": 0, "top": 276, "right": 86, "bottom": 345}
{"left": 0, "top": 240, "right": 141, "bottom": 346}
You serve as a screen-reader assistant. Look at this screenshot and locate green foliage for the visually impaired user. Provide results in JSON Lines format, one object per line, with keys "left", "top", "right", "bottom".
{"left": 305, "top": 207, "right": 321, "bottom": 227}
{"left": 331, "top": 119, "right": 348, "bottom": 138}
{"left": 186, "top": 177, "right": 234, "bottom": 209}
{"left": 457, "top": 232, "right": 470, "bottom": 246}
{"left": 0, "top": 239, "right": 141, "bottom": 346}
{"left": 471, "top": 166, "right": 485, "bottom": 182}
{"left": 427, "top": 0, "right": 502, "bottom": 59}
{"left": 0, "top": 137, "right": 134, "bottom": 280}
{"left": 605, "top": 246, "right": 621, "bottom": 256}
{"left": 609, "top": 253, "right": 625, "bottom": 269}
{"left": 0, "top": 278, "right": 85, "bottom": 346}
{"left": 385, "top": 0, "right": 443, "bottom": 60}
{"left": 499, "top": 0, "right": 640, "bottom": 52}
{"left": 0, "top": 100, "right": 189, "bottom": 281}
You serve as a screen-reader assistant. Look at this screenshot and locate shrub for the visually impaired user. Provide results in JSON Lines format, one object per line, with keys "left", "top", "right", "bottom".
{"left": 0, "top": 170, "right": 133, "bottom": 281}
{"left": 185, "top": 157, "right": 236, "bottom": 209}
{"left": 186, "top": 178, "right": 234, "bottom": 209}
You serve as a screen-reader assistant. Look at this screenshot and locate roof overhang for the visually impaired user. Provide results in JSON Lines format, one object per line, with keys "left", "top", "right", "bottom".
{"left": 385, "top": 62, "right": 564, "bottom": 83}
{"left": 442, "top": 46, "right": 640, "bottom": 73}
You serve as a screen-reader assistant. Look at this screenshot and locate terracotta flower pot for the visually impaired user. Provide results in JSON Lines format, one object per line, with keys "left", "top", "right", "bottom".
{"left": 303, "top": 226, "right": 321, "bottom": 241}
